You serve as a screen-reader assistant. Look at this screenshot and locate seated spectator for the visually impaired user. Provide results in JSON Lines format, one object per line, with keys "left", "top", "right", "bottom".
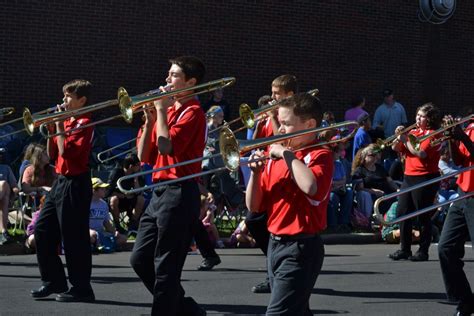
{"left": 230, "top": 219, "right": 256, "bottom": 248}
{"left": 90, "top": 178, "right": 127, "bottom": 253}
{"left": 203, "top": 106, "right": 226, "bottom": 188}
{"left": 381, "top": 201, "right": 420, "bottom": 244}
{"left": 25, "top": 195, "right": 47, "bottom": 252}
{"left": 352, "top": 144, "right": 399, "bottom": 219}
{"left": 0, "top": 149, "right": 19, "bottom": 245}
{"left": 321, "top": 111, "right": 335, "bottom": 127}
{"left": 106, "top": 153, "right": 145, "bottom": 235}
{"left": 18, "top": 143, "right": 38, "bottom": 183}
{"left": 199, "top": 195, "right": 224, "bottom": 249}
{"left": 21, "top": 144, "right": 56, "bottom": 198}
{"left": 352, "top": 113, "right": 372, "bottom": 161}
{"left": 436, "top": 143, "right": 461, "bottom": 221}
{"left": 326, "top": 143, "right": 353, "bottom": 233}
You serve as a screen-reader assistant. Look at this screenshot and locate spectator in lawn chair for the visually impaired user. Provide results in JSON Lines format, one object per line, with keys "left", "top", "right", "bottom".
{"left": 21, "top": 144, "right": 57, "bottom": 200}
{"left": 0, "top": 148, "right": 19, "bottom": 245}
{"left": 106, "top": 153, "right": 145, "bottom": 236}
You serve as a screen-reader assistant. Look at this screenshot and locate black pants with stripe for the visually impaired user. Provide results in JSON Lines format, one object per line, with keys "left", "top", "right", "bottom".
{"left": 35, "top": 172, "right": 93, "bottom": 293}
{"left": 397, "top": 173, "right": 440, "bottom": 254}
{"left": 130, "top": 181, "right": 201, "bottom": 316}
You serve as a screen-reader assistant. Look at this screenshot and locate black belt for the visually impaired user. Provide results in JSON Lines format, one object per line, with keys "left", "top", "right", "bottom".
{"left": 270, "top": 233, "right": 317, "bottom": 242}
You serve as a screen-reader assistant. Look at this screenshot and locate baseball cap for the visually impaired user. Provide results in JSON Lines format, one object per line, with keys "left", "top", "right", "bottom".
{"left": 92, "top": 177, "right": 109, "bottom": 189}
{"left": 357, "top": 113, "right": 370, "bottom": 125}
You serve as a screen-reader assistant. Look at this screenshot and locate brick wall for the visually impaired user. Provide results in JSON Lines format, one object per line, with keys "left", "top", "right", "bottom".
{"left": 1, "top": 1, "right": 473, "bottom": 129}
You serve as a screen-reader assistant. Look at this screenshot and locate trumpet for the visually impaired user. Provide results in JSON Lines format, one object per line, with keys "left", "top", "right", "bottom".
{"left": 374, "top": 165, "right": 474, "bottom": 226}
{"left": 0, "top": 107, "right": 15, "bottom": 117}
{"left": 209, "top": 88, "right": 319, "bottom": 134}
{"left": 407, "top": 114, "right": 474, "bottom": 150}
{"left": 375, "top": 123, "right": 417, "bottom": 150}
{"left": 117, "top": 120, "right": 357, "bottom": 195}
{"left": 39, "top": 77, "right": 236, "bottom": 138}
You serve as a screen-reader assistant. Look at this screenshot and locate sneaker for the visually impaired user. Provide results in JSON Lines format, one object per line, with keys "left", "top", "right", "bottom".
{"left": 55, "top": 287, "right": 95, "bottom": 303}
{"left": 409, "top": 251, "right": 429, "bottom": 262}
{"left": 251, "top": 280, "right": 271, "bottom": 293}
{"left": 127, "top": 230, "right": 137, "bottom": 239}
{"left": 388, "top": 249, "right": 412, "bottom": 260}
{"left": 0, "top": 231, "right": 11, "bottom": 245}
{"left": 197, "top": 256, "right": 221, "bottom": 271}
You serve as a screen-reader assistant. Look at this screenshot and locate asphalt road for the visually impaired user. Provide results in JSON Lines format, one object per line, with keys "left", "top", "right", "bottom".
{"left": 0, "top": 243, "right": 472, "bottom": 315}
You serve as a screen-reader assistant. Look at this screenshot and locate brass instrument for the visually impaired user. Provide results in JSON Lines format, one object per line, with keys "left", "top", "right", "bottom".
{"left": 375, "top": 123, "right": 417, "bottom": 150}
{"left": 373, "top": 165, "right": 474, "bottom": 225}
{"left": 39, "top": 77, "right": 236, "bottom": 138}
{"left": 97, "top": 137, "right": 137, "bottom": 163}
{"left": 408, "top": 114, "right": 474, "bottom": 150}
{"left": 117, "top": 120, "right": 357, "bottom": 195}
{"left": 209, "top": 88, "right": 319, "bottom": 134}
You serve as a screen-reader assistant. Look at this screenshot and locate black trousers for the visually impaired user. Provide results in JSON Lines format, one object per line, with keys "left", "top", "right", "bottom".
{"left": 438, "top": 189, "right": 474, "bottom": 311}
{"left": 35, "top": 172, "right": 93, "bottom": 292}
{"left": 267, "top": 234, "right": 324, "bottom": 315}
{"left": 194, "top": 220, "right": 218, "bottom": 259}
{"left": 130, "top": 182, "right": 200, "bottom": 316}
{"left": 397, "top": 173, "right": 439, "bottom": 254}
{"left": 245, "top": 210, "right": 269, "bottom": 255}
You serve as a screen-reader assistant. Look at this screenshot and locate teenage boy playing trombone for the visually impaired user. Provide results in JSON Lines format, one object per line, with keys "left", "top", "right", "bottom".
{"left": 438, "top": 115, "right": 474, "bottom": 316}
{"left": 132, "top": 56, "right": 207, "bottom": 316}
{"left": 246, "top": 93, "right": 333, "bottom": 315}
{"left": 31, "top": 79, "right": 95, "bottom": 302}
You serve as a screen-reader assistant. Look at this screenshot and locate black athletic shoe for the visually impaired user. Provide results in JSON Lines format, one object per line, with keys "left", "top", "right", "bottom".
{"left": 197, "top": 256, "right": 221, "bottom": 271}
{"left": 251, "top": 280, "right": 271, "bottom": 293}
{"left": 388, "top": 249, "right": 412, "bottom": 260}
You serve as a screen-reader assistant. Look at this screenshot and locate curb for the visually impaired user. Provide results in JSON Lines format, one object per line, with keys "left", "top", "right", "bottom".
{"left": 321, "top": 232, "right": 382, "bottom": 245}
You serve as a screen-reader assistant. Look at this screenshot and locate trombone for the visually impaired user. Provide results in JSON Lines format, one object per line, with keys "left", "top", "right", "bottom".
{"left": 0, "top": 105, "right": 63, "bottom": 139}
{"left": 40, "top": 77, "right": 236, "bottom": 138}
{"left": 208, "top": 88, "right": 319, "bottom": 134}
{"left": 117, "top": 120, "right": 358, "bottom": 195}
{"left": 373, "top": 165, "right": 474, "bottom": 226}
{"left": 375, "top": 123, "right": 417, "bottom": 150}
{"left": 408, "top": 114, "right": 474, "bottom": 150}
{"left": 97, "top": 137, "right": 137, "bottom": 163}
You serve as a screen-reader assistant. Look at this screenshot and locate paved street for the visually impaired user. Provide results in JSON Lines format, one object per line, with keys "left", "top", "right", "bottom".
{"left": 0, "top": 243, "right": 472, "bottom": 315}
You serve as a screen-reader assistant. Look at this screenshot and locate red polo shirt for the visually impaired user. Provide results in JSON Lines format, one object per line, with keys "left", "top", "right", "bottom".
{"left": 136, "top": 125, "right": 158, "bottom": 166}
{"left": 456, "top": 123, "right": 474, "bottom": 192}
{"left": 258, "top": 146, "right": 334, "bottom": 235}
{"left": 143, "top": 98, "right": 206, "bottom": 182}
{"left": 50, "top": 114, "right": 94, "bottom": 176}
{"left": 254, "top": 117, "right": 274, "bottom": 139}
{"left": 401, "top": 128, "right": 441, "bottom": 176}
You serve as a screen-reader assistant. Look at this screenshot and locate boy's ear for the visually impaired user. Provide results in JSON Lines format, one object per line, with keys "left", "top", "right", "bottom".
{"left": 185, "top": 77, "right": 197, "bottom": 87}
{"left": 78, "top": 96, "right": 87, "bottom": 107}
{"left": 306, "top": 118, "right": 317, "bottom": 129}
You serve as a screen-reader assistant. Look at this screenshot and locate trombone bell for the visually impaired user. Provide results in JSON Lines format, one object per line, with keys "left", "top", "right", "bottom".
{"left": 117, "top": 87, "right": 134, "bottom": 124}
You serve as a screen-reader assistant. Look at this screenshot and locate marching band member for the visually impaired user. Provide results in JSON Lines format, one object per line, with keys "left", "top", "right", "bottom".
{"left": 246, "top": 74, "right": 298, "bottom": 294}
{"left": 131, "top": 56, "right": 207, "bottom": 315}
{"left": 31, "top": 79, "right": 95, "bottom": 302}
{"left": 438, "top": 114, "right": 474, "bottom": 316}
{"left": 389, "top": 103, "right": 441, "bottom": 262}
{"left": 246, "top": 93, "right": 333, "bottom": 314}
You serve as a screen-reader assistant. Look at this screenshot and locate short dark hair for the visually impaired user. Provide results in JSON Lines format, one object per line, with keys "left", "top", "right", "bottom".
{"left": 122, "top": 153, "right": 140, "bottom": 169}
{"left": 417, "top": 102, "right": 441, "bottom": 130}
{"left": 169, "top": 56, "right": 206, "bottom": 85}
{"left": 257, "top": 95, "right": 272, "bottom": 107}
{"left": 62, "top": 79, "right": 92, "bottom": 106}
{"left": 278, "top": 93, "right": 322, "bottom": 124}
{"left": 272, "top": 74, "right": 298, "bottom": 94}
{"left": 351, "top": 96, "right": 365, "bottom": 108}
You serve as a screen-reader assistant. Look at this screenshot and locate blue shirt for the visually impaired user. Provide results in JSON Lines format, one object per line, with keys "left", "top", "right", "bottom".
{"left": 373, "top": 102, "right": 408, "bottom": 138}
{"left": 333, "top": 160, "right": 346, "bottom": 181}
{"left": 353, "top": 127, "right": 372, "bottom": 160}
